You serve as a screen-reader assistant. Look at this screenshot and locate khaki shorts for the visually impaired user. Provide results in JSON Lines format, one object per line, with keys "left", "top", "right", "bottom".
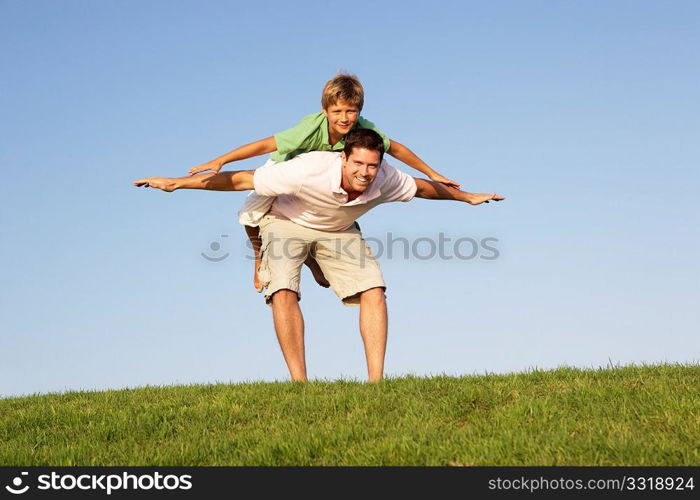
{"left": 257, "top": 214, "right": 386, "bottom": 306}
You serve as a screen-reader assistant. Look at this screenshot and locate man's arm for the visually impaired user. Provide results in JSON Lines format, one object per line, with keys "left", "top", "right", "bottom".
{"left": 133, "top": 170, "right": 256, "bottom": 192}
{"left": 188, "top": 137, "right": 277, "bottom": 175}
{"left": 388, "top": 140, "right": 460, "bottom": 188}
{"left": 413, "top": 178, "right": 504, "bottom": 205}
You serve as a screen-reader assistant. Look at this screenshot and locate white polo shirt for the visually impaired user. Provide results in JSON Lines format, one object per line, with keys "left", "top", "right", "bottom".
{"left": 251, "top": 151, "right": 417, "bottom": 232}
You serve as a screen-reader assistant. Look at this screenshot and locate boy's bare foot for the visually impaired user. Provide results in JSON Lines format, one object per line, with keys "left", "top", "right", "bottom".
{"left": 253, "top": 261, "right": 263, "bottom": 293}
{"left": 245, "top": 226, "right": 264, "bottom": 293}
{"left": 304, "top": 256, "right": 330, "bottom": 288}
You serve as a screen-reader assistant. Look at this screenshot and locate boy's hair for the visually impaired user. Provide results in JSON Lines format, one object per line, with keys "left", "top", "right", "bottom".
{"left": 343, "top": 129, "right": 384, "bottom": 163}
{"left": 321, "top": 73, "right": 364, "bottom": 111}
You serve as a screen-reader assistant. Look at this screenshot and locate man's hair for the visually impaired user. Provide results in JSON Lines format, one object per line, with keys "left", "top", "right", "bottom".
{"left": 321, "top": 72, "right": 364, "bottom": 111}
{"left": 343, "top": 128, "right": 385, "bottom": 163}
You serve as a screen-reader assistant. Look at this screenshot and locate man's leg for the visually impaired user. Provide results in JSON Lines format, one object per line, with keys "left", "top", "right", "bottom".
{"left": 259, "top": 216, "right": 312, "bottom": 382}
{"left": 271, "top": 289, "right": 307, "bottom": 381}
{"left": 359, "top": 287, "right": 388, "bottom": 382}
{"left": 313, "top": 225, "right": 388, "bottom": 383}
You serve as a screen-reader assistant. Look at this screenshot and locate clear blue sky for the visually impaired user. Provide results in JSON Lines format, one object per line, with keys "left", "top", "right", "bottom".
{"left": 1, "top": 0, "right": 698, "bottom": 397}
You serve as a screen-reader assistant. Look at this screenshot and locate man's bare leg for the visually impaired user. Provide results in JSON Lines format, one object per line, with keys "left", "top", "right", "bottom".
{"left": 358, "top": 287, "right": 388, "bottom": 382}
{"left": 271, "top": 289, "right": 308, "bottom": 381}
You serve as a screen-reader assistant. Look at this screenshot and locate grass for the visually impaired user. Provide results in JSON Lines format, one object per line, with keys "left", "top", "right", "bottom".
{"left": 0, "top": 363, "right": 697, "bottom": 466}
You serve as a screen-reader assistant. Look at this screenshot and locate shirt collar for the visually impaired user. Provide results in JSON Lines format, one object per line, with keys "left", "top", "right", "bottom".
{"left": 330, "top": 157, "right": 346, "bottom": 194}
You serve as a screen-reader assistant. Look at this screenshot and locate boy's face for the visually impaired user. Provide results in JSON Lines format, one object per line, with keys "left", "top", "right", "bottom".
{"left": 341, "top": 147, "right": 381, "bottom": 194}
{"left": 323, "top": 99, "right": 360, "bottom": 139}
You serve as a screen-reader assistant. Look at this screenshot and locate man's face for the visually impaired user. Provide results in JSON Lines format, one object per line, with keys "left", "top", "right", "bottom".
{"left": 323, "top": 99, "right": 360, "bottom": 140}
{"left": 341, "top": 147, "right": 381, "bottom": 194}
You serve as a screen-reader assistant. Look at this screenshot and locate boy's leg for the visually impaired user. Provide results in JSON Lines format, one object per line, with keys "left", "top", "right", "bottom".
{"left": 359, "top": 287, "right": 388, "bottom": 382}
{"left": 244, "top": 225, "right": 264, "bottom": 292}
{"left": 238, "top": 186, "right": 276, "bottom": 293}
{"left": 304, "top": 255, "right": 331, "bottom": 288}
{"left": 270, "top": 289, "right": 307, "bottom": 381}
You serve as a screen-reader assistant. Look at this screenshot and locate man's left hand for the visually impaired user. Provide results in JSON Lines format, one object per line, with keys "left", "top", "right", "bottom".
{"left": 133, "top": 177, "right": 178, "bottom": 192}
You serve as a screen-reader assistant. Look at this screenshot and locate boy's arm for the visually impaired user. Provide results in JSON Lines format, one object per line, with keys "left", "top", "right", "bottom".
{"left": 413, "top": 178, "right": 504, "bottom": 205}
{"left": 188, "top": 137, "right": 277, "bottom": 175}
{"left": 134, "top": 170, "right": 256, "bottom": 192}
{"left": 388, "top": 140, "right": 460, "bottom": 188}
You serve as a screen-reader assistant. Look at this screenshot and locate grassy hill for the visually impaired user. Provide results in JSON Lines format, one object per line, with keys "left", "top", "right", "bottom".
{"left": 1, "top": 363, "right": 697, "bottom": 466}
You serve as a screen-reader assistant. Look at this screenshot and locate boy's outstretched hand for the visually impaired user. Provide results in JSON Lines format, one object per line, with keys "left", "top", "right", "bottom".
{"left": 188, "top": 160, "right": 222, "bottom": 176}
{"left": 429, "top": 172, "right": 461, "bottom": 189}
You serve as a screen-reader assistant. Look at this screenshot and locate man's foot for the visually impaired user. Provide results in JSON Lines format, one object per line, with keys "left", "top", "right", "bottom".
{"left": 304, "top": 256, "right": 330, "bottom": 288}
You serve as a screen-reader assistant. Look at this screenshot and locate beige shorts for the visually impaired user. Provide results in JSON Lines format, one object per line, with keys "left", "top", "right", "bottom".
{"left": 257, "top": 214, "right": 386, "bottom": 306}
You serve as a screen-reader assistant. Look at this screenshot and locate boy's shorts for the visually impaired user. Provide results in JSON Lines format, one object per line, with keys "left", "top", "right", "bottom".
{"left": 257, "top": 214, "right": 386, "bottom": 306}
{"left": 238, "top": 159, "right": 275, "bottom": 227}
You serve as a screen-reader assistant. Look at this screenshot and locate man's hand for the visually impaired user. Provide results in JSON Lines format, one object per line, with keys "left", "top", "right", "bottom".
{"left": 133, "top": 177, "right": 179, "bottom": 192}
{"left": 188, "top": 160, "right": 222, "bottom": 176}
{"left": 466, "top": 193, "right": 505, "bottom": 205}
{"left": 134, "top": 170, "right": 254, "bottom": 192}
{"left": 414, "top": 178, "right": 505, "bottom": 205}
{"left": 429, "top": 172, "right": 460, "bottom": 189}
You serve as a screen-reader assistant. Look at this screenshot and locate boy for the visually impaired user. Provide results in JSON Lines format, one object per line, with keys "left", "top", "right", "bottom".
{"left": 186, "top": 73, "right": 459, "bottom": 291}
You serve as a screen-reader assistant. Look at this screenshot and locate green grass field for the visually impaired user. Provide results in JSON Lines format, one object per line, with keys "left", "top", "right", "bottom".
{"left": 1, "top": 363, "right": 697, "bottom": 466}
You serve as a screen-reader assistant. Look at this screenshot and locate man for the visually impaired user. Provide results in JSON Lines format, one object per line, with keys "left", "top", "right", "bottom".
{"left": 134, "top": 129, "right": 504, "bottom": 382}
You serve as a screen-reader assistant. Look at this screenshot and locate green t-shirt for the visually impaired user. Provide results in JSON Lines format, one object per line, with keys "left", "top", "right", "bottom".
{"left": 271, "top": 112, "right": 391, "bottom": 163}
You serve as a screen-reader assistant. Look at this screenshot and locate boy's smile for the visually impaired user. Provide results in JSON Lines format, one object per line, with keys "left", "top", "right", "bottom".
{"left": 323, "top": 99, "right": 360, "bottom": 145}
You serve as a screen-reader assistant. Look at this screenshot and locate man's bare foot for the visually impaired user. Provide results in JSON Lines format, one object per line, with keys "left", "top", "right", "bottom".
{"left": 304, "top": 256, "right": 330, "bottom": 288}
